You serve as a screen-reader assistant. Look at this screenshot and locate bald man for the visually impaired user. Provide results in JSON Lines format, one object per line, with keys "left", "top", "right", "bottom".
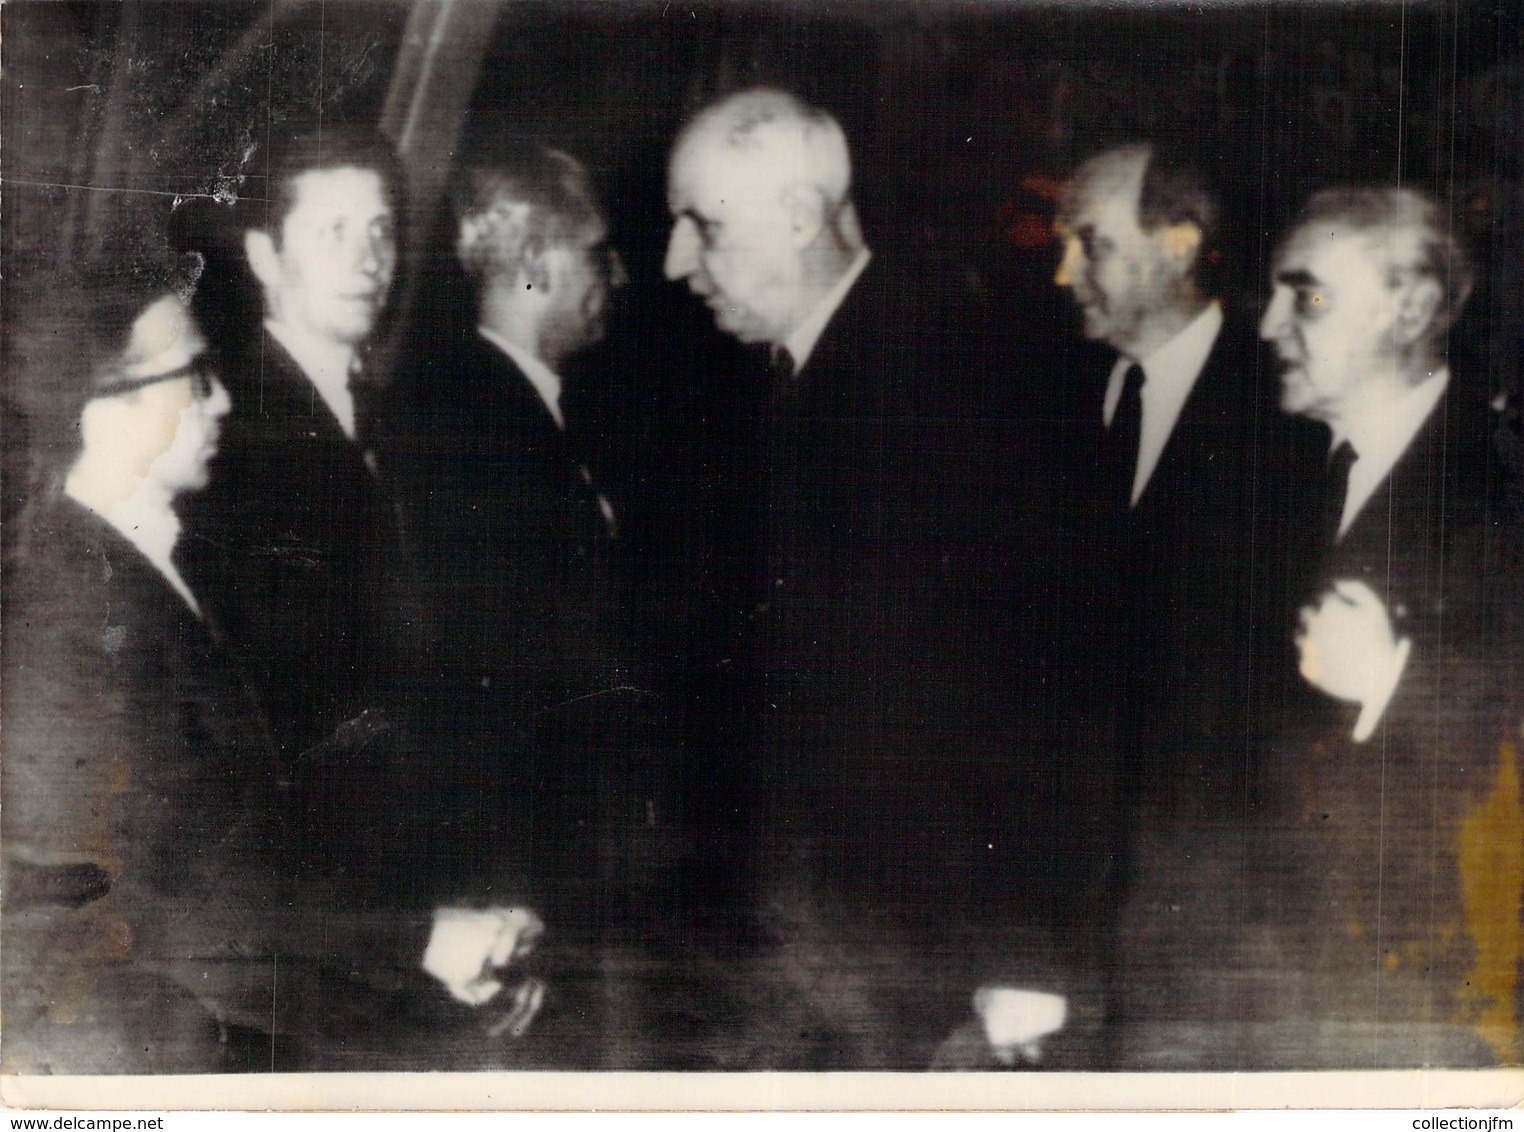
{"left": 1051, "top": 142, "right": 1325, "bottom": 798}
{"left": 1106, "top": 186, "right": 1520, "bottom": 1070}
{"left": 663, "top": 88, "right": 1062, "bottom": 1068}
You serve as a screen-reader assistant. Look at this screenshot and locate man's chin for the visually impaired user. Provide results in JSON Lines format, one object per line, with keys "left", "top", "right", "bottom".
{"left": 1278, "top": 385, "right": 1316, "bottom": 417}
{"left": 711, "top": 306, "right": 771, "bottom": 345}
{"left": 1078, "top": 310, "right": 1109, "bottom": 342}
{"left": 330, "top": 320, "right": 378, "bottom": 347}
{"left": 168, "top": 470, "right": 213, "bottom": 498}
{"left": 327, "top": 303, "right": 383, "bottom": 343}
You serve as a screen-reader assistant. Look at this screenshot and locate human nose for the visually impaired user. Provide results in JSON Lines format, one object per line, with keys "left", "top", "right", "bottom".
{"left": 1259, "top": 289, "right": 1289, "bottom": 342}
{"left": 608, "top": 247, "right": 628, "bottom": 291}
{"left": 202, "top": 377, "right": 232, "bottom": 422}
{"left": 663, "top": 218, "right": 699, "bottom": 282}
{"left": 1053, "top": 235, "right": 1080, "bottom": 289}
{"left": 357, "top": 229, "right": 396, "bottom": 280}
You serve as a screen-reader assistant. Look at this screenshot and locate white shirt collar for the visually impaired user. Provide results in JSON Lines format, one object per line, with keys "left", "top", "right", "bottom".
{"left": 67, "top": 484, "right": 202, "bottom": 616}
{"left": 479, "top": 327, "right": 564, "bottom": 430}
{"left": 264, "top": 318, "right": 358, "bottom": 440}
{"left": 1335, "top": 367, "right": 1449, "bottom": 538}
{"left": 1104, "top": 301, "right": 1223, "bottom": 506}
{"left": 783, "top": 248, "right": 873, "bottom": 376}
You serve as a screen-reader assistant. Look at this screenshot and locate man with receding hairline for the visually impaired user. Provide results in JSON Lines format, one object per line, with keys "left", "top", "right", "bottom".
{"left": 402, "top": 146, "right": 662, "bottom": 908}
{"left": 665, "top": 88, "right": 867, "bottom": 359}
{"left": 1232, "top": 186, "right": 1519, "bottom": 1067}
{"left": 663, "top": 88, "right": 1060, "bottom": 1068}
{"left": 1051, "top": 141, "right": 1317, "bottom": 781}
{"left": 1108, "top": 185, "right": 1520, "bottom": 1069}
{"left": 1045, "top": 142, "right": 1326, "bottom": 1065}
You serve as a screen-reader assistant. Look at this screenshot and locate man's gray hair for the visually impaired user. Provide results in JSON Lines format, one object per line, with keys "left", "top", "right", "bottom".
{"left": 1297, "top": 186, "right": 1474, "bottom": 339}
{"left": 454, "top": 146, "right": 603, "bottom": 283}
{"left": 676, "top": 87, "right": 854, "bottom": 210}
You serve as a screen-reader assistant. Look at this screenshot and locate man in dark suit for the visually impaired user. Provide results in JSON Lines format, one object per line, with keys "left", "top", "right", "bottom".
{"left": 431, "top": 150, "right": 625, "bottom": 732}
{"left": 1233, "top": 186, "right": 1522, "bottom": 1067}
{"left": 1052, "top": 141, "right": 1320, "bottom": 804}
{"left": 1049, "top": 143, "right": 1325, "bottom": 1062}
{"left": 407, "top": 147, "right": 676, "bottom": 911}
{"left": 179, "top": 128, "right": 417, "bottom": 764}
{"left": 3, "top": 276, "right": 546, "bottom": 1073}
{"left": 663, "top": 88, "right": 1072, "bottom": 1068}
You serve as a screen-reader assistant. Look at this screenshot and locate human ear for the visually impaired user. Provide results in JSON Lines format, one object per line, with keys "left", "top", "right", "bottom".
{"left": 520, "top": 246, "right": 554, "bottom": 294}
{"left": 1161, "top": 221, "right": 1202, "bottom": 264}
{"left": 1391, "top": 275, "right": 1442, "bottom": 347}
{"left": 77, "top": 397, "right": 118, "bottom": 454}
{"left": 243, "top": 229, "right": 281, "bottom": 291}
{"left": 781, "top": 184, "right": 828, "bottom": 250}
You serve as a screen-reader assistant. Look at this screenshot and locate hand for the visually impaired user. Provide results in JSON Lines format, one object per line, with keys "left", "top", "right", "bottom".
{"left": 973, "top": 986, "right": 1068, "bottom": 1066}
{"left": 1296, "top": 579, "right": 1412, "bottom": 742}
{"left": 421, "top": 906, "right": 543, "bottom": 1007}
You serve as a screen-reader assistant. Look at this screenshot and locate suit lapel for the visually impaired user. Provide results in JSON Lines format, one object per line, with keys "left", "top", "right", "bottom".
{"left": 477, "top": 337, "right": 613, "bottom": 542}
{"left": 1129, "top": 326, "right": 1246, "bottom": 515}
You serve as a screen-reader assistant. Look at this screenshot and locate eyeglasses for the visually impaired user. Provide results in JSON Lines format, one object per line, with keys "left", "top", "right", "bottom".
{"left": 93, "top": 353, "right": 219, "bottom": 401}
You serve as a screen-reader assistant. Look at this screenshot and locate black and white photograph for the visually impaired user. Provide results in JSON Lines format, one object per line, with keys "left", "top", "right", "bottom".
{"left": 2, "top": 0, "right": 1521, "bottom": 1102}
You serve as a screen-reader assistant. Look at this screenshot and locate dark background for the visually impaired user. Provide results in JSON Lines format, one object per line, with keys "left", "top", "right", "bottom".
{"left": 9, "top": 0, "right": 1514, "bottom": 555}
{"left": 3, "top": 0, "right": 1520, "bottom": 1074}
{"left": 6, "top": 0, "right": 1519, "bottom": 511}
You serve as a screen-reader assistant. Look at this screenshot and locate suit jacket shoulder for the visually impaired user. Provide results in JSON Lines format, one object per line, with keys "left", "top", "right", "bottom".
{"left": 401, "top": 332, "right": 624, "bottom": 722}
{"left": 177, "top": 329, "right": 407, "bottom": 754}
{"left": 800, "top": 255, "right": 978, "bottom": 413}
{"left": 1333, "top": 371, "right": 1500, "bottom": 579}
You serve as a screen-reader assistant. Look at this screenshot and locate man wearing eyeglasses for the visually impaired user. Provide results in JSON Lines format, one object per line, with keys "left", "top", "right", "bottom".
{"left": 3, "top": 269, "right": 547, "bottom": 1073}
{"left": 4, "top": 272, "right": 253, "bottom": 1073}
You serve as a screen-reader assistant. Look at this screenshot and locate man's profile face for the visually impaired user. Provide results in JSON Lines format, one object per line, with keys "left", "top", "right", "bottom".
{"left": 664, "top": 135, "right": 803, "bottom": 346}
{"left": 145, "top": 369, "right": 232, "bottom": 496}
{"left": 257, "top": 165, "right": 396, "bottom": 347}
{"left": 1260, "top": 224, "right": 1400, "bottom": 422}
{"left": 542, "top": 219, "right": 627, "bottom": 361}
{"left": 1053, "top": 156, "right": 1179, "bottom": 358}
{"left": 104, "top": 295, "right": 232, "bottom": 496}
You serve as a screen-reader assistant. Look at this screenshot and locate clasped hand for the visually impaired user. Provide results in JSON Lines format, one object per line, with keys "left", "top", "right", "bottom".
{"left": 422, "top": 905, "right": 544, "bottom": 1007}
{"left": 1296, "top": 579, "right": 1412, "bottom": 742}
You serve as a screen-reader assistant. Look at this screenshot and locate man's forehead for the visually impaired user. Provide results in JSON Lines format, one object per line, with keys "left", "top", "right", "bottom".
{"left": 1060, "top": 183, "right": 1142, "bottom": 235}
{"left": 1274, "top": 223, "right": 1386, "bottom": 280}
{"left": 1062, "top": 152, "right": 1145, "bottom": 220}
{"left": 288, "top": 165, "right": 392, "bottom": 216}
{"left": 670, "top": 134, "right": 782, "bottom": 210}
{"left": 669, "top": 137, "right": 728, "bottom": 198}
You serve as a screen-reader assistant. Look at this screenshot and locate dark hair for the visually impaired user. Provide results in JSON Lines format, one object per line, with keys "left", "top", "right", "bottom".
{"left": 1137, "top": 143, "right": 1221, "bottom": 291}
{"left": 453, "top": 146, "right": 603, "bottom": 283}
{"left": 237, "top": 127, "right": 405, "bottom": 241}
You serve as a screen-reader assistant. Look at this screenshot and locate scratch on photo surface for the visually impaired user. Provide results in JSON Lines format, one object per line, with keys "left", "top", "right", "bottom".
{"left": 1, "top": 177, "right": 268, "bottom": 204}
{"left": 539, "top": 686, "right": 654, "bottom": 713}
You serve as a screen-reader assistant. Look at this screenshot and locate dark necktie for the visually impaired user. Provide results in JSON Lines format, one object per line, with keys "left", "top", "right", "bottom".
{"left": 1322, "top": 440, "right": 1357, "bottom": 545}
{"left": 1107, "top": 362, "right": 1145, "bottom": 509}
{"left": 769, "top": 346, "right": 797, "bottom": 392}
{"left": 348, "top": 355, "right": 383, "bottom": 477}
